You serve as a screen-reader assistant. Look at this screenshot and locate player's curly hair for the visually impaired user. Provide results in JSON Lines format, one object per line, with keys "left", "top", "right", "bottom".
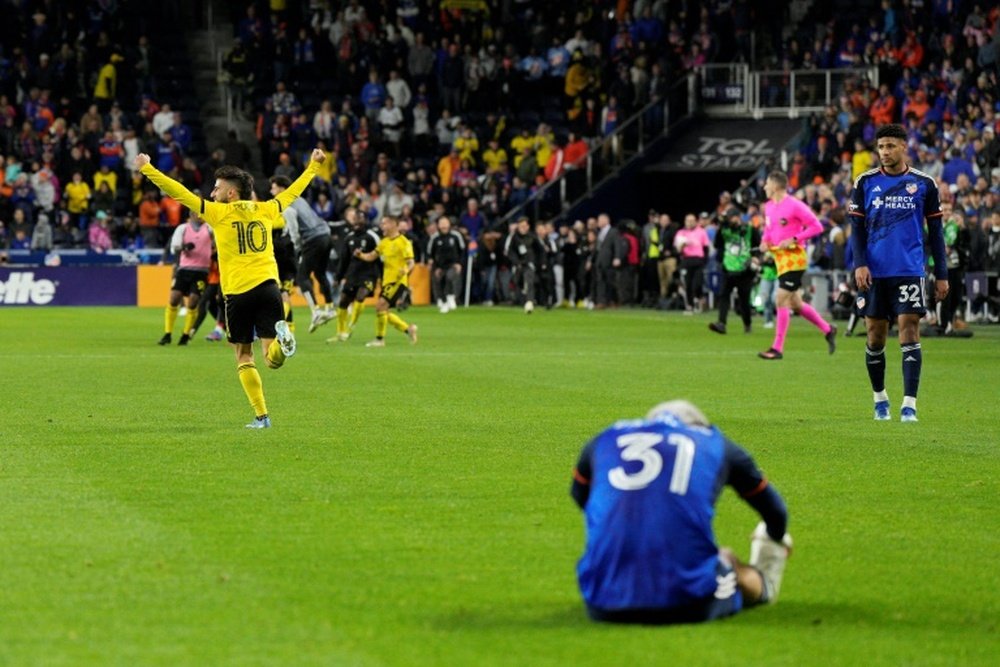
{"left": 215, "top": 166, "right": 254, "bottom": 200}
{"left": 876, "top": 123, "right": 907, "bottom": 141}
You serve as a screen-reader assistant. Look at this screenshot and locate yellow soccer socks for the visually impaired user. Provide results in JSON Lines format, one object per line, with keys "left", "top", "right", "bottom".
{"left": 237, "top": 362, "right": 267, "bottom": 417}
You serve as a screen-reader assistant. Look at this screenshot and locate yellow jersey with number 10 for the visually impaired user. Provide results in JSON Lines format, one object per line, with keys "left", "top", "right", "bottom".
{"left": 140, "top": 162, "right": 318, "bottom": 295}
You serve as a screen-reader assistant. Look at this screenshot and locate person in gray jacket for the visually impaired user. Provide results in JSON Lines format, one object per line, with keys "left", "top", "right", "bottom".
{"left": 270, "top": 175, "right": 335, "bottom": 333}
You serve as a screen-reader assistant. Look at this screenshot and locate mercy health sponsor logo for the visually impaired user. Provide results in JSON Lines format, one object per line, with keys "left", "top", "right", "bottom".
{"left": 871, "top": 195, "right": 916, "bottom": 210}
{"left": 0, "top": 271, "right": 56, "bottom": 304}
{"left": 0, "top": 266, "right": 137, "bottom": 306}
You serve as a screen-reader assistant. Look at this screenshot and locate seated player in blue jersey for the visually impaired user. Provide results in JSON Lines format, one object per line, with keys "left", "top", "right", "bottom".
{"left": 570, "top": 400, "right": 792, "bottom": 624}
{"left": 849, "top": 123, "right": 949, "bottom": 422}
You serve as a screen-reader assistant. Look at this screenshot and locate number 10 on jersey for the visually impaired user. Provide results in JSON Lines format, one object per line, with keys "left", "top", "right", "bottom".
{"left": 232, "top": 220, "right": 269, "bottom": 254}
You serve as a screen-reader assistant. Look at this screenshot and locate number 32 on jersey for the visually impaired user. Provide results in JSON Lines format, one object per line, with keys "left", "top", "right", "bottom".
{"left": 608, "top": 432, "right": 695, "bottom": 494}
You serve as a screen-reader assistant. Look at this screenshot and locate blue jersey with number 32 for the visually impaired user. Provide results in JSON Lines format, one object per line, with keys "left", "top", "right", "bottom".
{"left": 574, "top": 414, "right": 760, "bottom": 611}
{"left": 849, "top": 167, "right": 944, "bottom": 279}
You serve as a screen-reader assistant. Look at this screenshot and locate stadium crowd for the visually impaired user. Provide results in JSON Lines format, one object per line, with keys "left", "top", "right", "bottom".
{"left": 2, "top": 1, "right": 998, "bottom": 324}
{"left": 0, "top": 2, "right": 212, "bottom": 256}
{"left": 693, "top": 0, "right": 1000, "bottom": 327}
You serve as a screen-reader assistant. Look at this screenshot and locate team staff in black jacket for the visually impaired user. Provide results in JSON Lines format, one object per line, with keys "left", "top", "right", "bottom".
{"left": 426, "top": 216, "right": 466, "bottom": 313}
{"left": 504, "top": 216, "right": 547, "bottom": 314}
{"left": 329, "top": 207, "right": 381, "bottom": 342}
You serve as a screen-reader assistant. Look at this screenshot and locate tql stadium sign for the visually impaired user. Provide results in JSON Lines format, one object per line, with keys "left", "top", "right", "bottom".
{"left": 653, "top": 119, "right": 803, "bottom": 172}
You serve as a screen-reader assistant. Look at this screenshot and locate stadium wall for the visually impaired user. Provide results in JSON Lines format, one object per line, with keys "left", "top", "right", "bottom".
{"left": 1, "top": 266, "right": 431, "bottom": 307}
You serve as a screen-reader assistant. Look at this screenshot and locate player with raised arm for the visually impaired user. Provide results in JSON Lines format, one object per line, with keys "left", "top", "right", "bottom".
{"left": 570, "top": 400, "right": 792, "bottom": 624}
{"left": 135, "top": 148, "right": 326, "bottom": 428}
{"left": 757, "top": 170, "right": 837, "bottom": 360}
{"left": 849, "top": 124, "right": 948, "bottom": 421}
{"left": 354, "top": 215, "right": 418, "bottom": 347}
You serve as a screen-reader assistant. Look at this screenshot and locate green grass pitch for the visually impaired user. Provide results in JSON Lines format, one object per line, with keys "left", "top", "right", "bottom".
{"left": 1, "top": 306, "right": 998, "bottom": 666}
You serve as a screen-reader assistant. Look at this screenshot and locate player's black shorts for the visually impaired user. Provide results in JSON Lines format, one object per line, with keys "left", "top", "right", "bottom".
{"left": 224, "top": 280, "right": 284, "bottom": 344}
{"left": 343, "top": 279, "right": 375, "bottom": 302}
{"left": 777, "top": 270, "right": 804, "bottom": 291}
{"left": 586, "top": 559, "right": 743, "bottom": 625}
{"left": 380, "top": 281, "right": 410, "bottom": 308}
{"left": 274, "top": 238, "right": 298, "bottom": 287}
{"left": 172, "top": 268, "right": 208, "bottom": 296}
{"left": 857, "top": 276, "right": 927, "bottom": 320}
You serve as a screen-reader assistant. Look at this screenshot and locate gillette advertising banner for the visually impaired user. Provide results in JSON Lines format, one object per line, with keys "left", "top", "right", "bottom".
{"left": 0, "top": 267, "right": 137, "bottom": 306}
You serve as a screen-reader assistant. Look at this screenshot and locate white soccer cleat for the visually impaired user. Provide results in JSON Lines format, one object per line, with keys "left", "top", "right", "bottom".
{"left": 274, "top": 320, "right": 296, "bottom": 357}
{"left": 365, "top": 339, "right": 385, "bottom": 348}
{"left": 309, "top": 309, "right": 335, "bottom": 333}
{"left": 446, "top": 295, "right": 457, "bottom": 311}
{"left": 524, "top": 300, "right": 534, "bottom": 314}
{"left": 749, "top": 521, "right": 792, "bottom": 603}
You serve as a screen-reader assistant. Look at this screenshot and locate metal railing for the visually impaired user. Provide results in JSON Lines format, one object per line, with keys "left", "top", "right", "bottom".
{"left": 497, "top": 73, "right": 696, "bottom": 228}
{"left": 697, "top": 65, "right": 879, "bottom": 119}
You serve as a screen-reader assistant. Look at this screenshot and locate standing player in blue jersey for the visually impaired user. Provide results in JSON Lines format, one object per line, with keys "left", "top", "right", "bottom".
{"left": 570, "top": 400, "right": 793, "bottom": 624}
{"left": 849, "top": 124, "right": 949, "bottom": 422}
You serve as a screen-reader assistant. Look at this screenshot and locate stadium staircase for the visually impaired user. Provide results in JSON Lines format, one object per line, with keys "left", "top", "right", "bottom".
{"left": 181, "top": 2, "right": 264, "bottom": 182}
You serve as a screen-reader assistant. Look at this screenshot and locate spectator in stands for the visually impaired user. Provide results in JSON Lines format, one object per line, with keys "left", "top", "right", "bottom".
{"left": 170, "top": 112, "right": 192, "bottom": 153}
{"left": 601, "top": 96, "right": 623, "bottom": 163}
{"left": 942, "top": 148, "right": 977, "bottom": 186}
{"left": 441, "top": 42, "right": 465, "bottom": 113}
{"left": 93, "top": 53, "right": 123, "bottom": 112}
{"left": 460, "top": 198, "right": 486, "bottom": 242}
{"left": 88, "top": 210, "right": 113, "bottom": 253}
{"left": 152, "top": 103, "right": 175, "bottom": 139}
{"left": 92, "top": 181, "right": 115, "bottom": 216}
{"left": 154, "top": 131, "right": 181, "bottom": 174}
{"left": 31, "top": 212, "right": 53, "bottom": 252}
{"left": 138, "top": 190, "right": 161, "bottom": 247}
{"left": 386, "top": 70, "right": 412, "bottom": 110}
{"left": 63, "top": 171, "right": 91, "bottom": 228}
{"left": 361, "top": 70, "right": 387, "bottom": 124}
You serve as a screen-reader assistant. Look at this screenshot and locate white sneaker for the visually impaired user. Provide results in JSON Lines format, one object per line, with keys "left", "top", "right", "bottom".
{"left": 483, "top": 300, "right": 494, "bottom": 307}
{"left": 325, "top": 331, "right": 351, "bottom": 344}
{"left": 763, "top": 321, "right": 775, "bottom": 329}
{"left": 274, "top": 320, "right": 296, "bottom": 357}
{"left": 365, "top": 339, "right": 385, "bottom": 348}
{"left": 446, "top": 295, "right": 457, "bottom": 311}
{"left": 749, "top": 521, "right": 792, "bottom": 603}
{"left": 309, "top": 309, "right": 334, "bottom": 333}
{"left": 524, "top": 300, "right": 534, "bottom": 314}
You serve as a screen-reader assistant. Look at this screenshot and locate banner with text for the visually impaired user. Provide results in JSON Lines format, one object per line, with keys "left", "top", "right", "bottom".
{"left": 0, "top": 267, "right": 137, "bottom": 306}
{"left": 648, "top": 119, "right": 803, "bottom": 172}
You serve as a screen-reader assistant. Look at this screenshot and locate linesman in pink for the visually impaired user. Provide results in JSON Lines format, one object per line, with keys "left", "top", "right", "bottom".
{"left": 757, "top": 171, "right": 837, "bottom": 360}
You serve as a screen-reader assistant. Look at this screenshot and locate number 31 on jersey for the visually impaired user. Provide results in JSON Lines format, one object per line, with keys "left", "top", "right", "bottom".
{"left": 608, "top": 432, "right": 695, "bottom": 495}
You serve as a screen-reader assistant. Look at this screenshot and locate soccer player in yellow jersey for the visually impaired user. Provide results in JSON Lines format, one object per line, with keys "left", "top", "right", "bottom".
{"left": 354, "top": 215, "right": 418, "bottom": 347}
{"left": 134, "top": 149, "right": 326, "bottom": 428}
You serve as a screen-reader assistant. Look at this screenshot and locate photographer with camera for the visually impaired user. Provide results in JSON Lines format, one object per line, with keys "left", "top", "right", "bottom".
{"left": 158, "top": 211, "right": 214, "bottom": 346}
{"left": 708, "top": 208, "right": 761, "bottom": 334}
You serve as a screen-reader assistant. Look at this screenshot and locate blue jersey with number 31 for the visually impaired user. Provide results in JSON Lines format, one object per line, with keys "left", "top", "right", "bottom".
{"left": 573, "top": 413, "right": 768, "bottom": 611}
